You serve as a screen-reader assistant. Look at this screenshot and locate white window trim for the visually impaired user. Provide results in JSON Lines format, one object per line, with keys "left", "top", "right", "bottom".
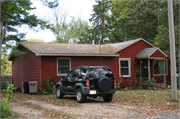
{"left": 153, "top": 59, "right": 168, "bottom": 76}
{"left": 57, "top": 57, "right": 71, "bottom": 76}
{"left": 119, "top": 58, "right": 131, "bottom": 77}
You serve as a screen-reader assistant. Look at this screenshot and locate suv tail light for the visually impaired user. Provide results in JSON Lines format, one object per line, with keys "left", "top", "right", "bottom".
{"left": 85, "top": 80, "right": 90, "bottom": 87}
{"left": 114, "top": 81, "right": 116, "bottom": 86}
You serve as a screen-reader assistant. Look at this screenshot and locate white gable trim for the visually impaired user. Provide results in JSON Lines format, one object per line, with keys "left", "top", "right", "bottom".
{"left": 148, "top": 48, "right": 167, "bottom": 58}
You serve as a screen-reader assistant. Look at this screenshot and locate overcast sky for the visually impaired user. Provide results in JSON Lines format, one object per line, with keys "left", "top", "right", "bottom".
{"left": 20, "top": 0, "right": 95, "bottom": 43}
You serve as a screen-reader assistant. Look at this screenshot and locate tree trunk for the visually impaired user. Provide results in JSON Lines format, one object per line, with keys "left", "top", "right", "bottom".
{"left": 168, "top": 0, "right": 177, "bottom": 100}
{"left": 0, "top": 20, "right": 3, "bottom": 86}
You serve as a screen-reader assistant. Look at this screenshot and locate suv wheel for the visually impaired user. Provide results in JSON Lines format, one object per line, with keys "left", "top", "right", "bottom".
{"left": 103, "top": 94, "right": 113, "bottom": 102}
{"left": 56, "top": 86, "right": 64, "bottom": 99}
{"left": 76, "top": 88, "right": 86, "bottom": 103}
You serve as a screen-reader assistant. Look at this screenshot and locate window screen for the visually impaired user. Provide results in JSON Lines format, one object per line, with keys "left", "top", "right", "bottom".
{"left": 120, "top": 61, "right": 129, "bottom": 75}
{"left": 57, "top": 59, "right": 70, "bottom": 74}
{"left": 154, "top": 60, "right": 167, "bottom": 75}
{"left": 119, "top": 58, "right": 131, "bottom": 77}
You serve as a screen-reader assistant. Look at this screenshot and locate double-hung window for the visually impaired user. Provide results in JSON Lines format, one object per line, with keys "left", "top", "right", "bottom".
{"left": 57, "top": 58, "right": 71, "bottom": 75}
{"left": 153, "top": 59, "right": 167, "bottom": 75}
{"left": 119, "top": 58, "right": 131, "bottom": 77}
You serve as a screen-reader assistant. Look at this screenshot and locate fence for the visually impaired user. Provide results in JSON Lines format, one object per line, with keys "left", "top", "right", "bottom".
{"left": 1, "top": 75, "right": 12, "bottom": 89}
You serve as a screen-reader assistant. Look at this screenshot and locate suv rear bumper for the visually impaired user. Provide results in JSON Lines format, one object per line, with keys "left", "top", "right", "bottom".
{"left": 82, "top": 86, "right": 116, "bottom": 96}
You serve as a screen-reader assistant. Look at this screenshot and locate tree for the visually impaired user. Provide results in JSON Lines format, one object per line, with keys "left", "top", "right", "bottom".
{"left": 53, "top": 16, "right": 90, "bottom": 44}
{"left": 40, "top": 0, "right": 59, "bottom": 9}
{"left": 89, "top": 0, "right": 111, "bottom": 44}
{"left": 109, "top": 0, "right": 160, "bottom": 43}
{"left": 1, "top": 1, "right": 47, "bottom": 47}
{"left": 154, "top": 1, "right": 179, "bottom": 64}
{"left": 27, "top": 38, "right": 44, "bottom": 42}
{"left": 46, "top": 3, "right": 70, "bottom": 37}
{"left": 1, "top": 50, "right": 7, "bottom": 76}
{"left": 1, "top": 50, "right": 12, "bottom": 76}
{"left": 0, "top": 0, "right": 57, "bottom": 79}
{"left": 89, "top": 0, "right": 179, "bottom": 71}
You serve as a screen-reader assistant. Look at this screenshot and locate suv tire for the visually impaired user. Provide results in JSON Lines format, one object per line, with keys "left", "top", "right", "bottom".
{"left": 97, "top": 77, "right": 111, "bottom": 92}
{"left": 103, "top": 94, "right": 113, "bottom": 102}
{"left": 76, "top": 88, "right": 86, "bottom": 103}
{"left": 56, "top": 86, "right": 64, "bottom": 99}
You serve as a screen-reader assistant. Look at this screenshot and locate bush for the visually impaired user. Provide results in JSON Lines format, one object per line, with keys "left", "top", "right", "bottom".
{"left": 146, "top": 77, "right": 156, "bottom": 88}
{"left": 116, "top": 77, "right": 123, "bottom": 90}
{"left": 0, "top": 84, "right": 14, "bottom": 118}
{"left": 131, "top": 74, "right": 137, "bottom": 88}
{"left": 43, "top": 75, "right": 58, "bottom": 94}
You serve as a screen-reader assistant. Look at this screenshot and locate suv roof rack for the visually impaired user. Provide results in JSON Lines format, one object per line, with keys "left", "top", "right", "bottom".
{"left": 76, "top": 65, "right": 90, "bottom": 68}
{"left": 76, "top": 65, "right": 108, "bottom": 69}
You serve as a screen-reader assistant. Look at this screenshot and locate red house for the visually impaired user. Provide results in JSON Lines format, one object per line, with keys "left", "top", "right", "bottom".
{"left": 8, "top": 38, "right": 170, "bottom": 91}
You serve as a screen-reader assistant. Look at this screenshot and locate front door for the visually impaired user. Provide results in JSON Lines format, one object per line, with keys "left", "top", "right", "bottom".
{"left": 141, "top": 59, "right": 149, "bottom": 83}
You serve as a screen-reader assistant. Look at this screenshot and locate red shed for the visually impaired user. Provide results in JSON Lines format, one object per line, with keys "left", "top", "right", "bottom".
{"left": 8, "top": 38, "right": 170, "bottom": 92}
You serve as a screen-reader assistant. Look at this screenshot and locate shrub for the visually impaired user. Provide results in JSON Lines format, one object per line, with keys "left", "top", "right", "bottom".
{"left": 0, "top": 84, "right": 14, "bottom": 118}
{"left": 131, "top": 74, "right": 137, "bottom": 88}
{"left": 116, "top": 77, "right": 123, "bottom": 90}
{"left": 138, "top": 77, "right": 156, "bottom": 89}
{"left": 43, "top": 75, "right": 58, "bottom": 94}
{"left": 147, "top": 77, "right": 156, "bottom": 88}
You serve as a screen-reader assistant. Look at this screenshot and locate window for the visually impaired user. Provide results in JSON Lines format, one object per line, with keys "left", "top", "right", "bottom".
{"left": 66, "top": 71, "right": 73, "bottom": 81}
{"left": 80, "top": 68, "right": 88, "bottom": 79}
{"left": 119, "top": 58, "right": 131, "bottom": 77}
{"left": 57, "top": 58, "right": 71, "bottom": 75}
{"left": 72, "top": 69, "right": 81, "bottom": 81}
{"left": 153, "top": 59, "right": 167, "bottom": 75}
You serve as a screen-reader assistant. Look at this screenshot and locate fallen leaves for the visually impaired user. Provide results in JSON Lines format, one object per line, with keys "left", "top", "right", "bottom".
{"left": 113, "top": 90, "right": 180, "bottom": 117}
{"left": 1, "top": 89, "right": 180, "bottom": 118}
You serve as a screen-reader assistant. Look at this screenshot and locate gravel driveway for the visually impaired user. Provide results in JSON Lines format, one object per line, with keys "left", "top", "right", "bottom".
{"left": 9, "top": 96, "right": 145, "bottom": 118}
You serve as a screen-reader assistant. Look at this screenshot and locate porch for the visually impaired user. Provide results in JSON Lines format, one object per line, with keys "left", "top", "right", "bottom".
{"left": 135, "top": 47, "right": 169, "bottom": 84}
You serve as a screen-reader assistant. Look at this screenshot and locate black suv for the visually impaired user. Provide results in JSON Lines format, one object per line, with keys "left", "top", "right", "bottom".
{"left": 56, "top": 66, "right": 116, "bottom": 103}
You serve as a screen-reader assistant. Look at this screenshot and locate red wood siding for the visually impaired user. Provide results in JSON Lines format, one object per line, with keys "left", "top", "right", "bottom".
{"left": 150, "top": 50, "right": 165, "bottom": 58}
{"left": 116, "top": 40, "right": 152, "bottom": 87}
{"left": 12, "top": 47, "right": 41, "bottom": 90}
{"left": 41, "top": 56, "right": 101, "bottom": 83}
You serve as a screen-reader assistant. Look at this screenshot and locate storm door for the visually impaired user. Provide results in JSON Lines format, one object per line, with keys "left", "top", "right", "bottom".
{"left": 141, "top": 59, "right": 149, "bottom": 83}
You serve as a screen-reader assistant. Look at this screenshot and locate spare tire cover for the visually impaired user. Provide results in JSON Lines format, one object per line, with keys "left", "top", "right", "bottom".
{"left": 97, "top": 77, "right": 111, "bottom": 92}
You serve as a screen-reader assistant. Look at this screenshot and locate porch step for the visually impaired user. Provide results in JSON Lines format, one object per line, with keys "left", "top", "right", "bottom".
{"left": 155, "top": 83, "right": 166, "bottom": 89}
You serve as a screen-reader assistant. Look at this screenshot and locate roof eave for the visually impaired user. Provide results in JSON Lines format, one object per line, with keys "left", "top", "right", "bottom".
{"left": 20, "top": 43, "right": 38, "bottom": 55}
{"left": 36, "top": 53, "right": 119, "bottom": 57}
{"left": 136, "top": 56, "right": 149, "bottom": 59}
{"left": 7, "top": 42, "right": 39, "bottom": 61}
{"left": 157, "top": 48, "right": 168, "bottom": 57}
{"left": 136, "top": 56, "right": 166, "bottom": 59}
{"left": 148, "top": 48, "right": 168, "bottom": 58}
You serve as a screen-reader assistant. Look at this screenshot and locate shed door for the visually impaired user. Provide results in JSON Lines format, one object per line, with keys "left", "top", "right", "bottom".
{"left": 141, "top": 59, "right": 149, "bottom": 83}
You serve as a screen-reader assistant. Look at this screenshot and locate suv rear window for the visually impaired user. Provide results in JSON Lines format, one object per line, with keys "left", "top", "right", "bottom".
{"left": 87, "top": 67, "right": 114, "bottom": 79}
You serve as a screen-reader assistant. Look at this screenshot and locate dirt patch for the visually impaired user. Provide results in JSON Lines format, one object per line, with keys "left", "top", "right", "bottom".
{"left": 26, "top": 99, "right": 138, "bottom": 118}
{"left": 9, "top": 102, "right": 43, "bottom": 118}
{"left": 9, "top": 97, "right": 142, "bottom": 118}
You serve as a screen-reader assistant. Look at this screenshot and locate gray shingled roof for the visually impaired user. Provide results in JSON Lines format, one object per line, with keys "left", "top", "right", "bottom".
{"left": 21, "top": 42, "right": 100, "bottom": 54}
{"left": 136, "top": 47, "right": 158, "bottom": 58}
{"left": 106, "top": 38, "right": 150, "bottom": 53}
{"left": 8, "top": 38, "right": 167, "bottom": 61}
{"left": 19, "top": 42, "right": 118, "bottom": 56}
{"left": 20, "top": 38, "right": 144, "bottom": 55}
